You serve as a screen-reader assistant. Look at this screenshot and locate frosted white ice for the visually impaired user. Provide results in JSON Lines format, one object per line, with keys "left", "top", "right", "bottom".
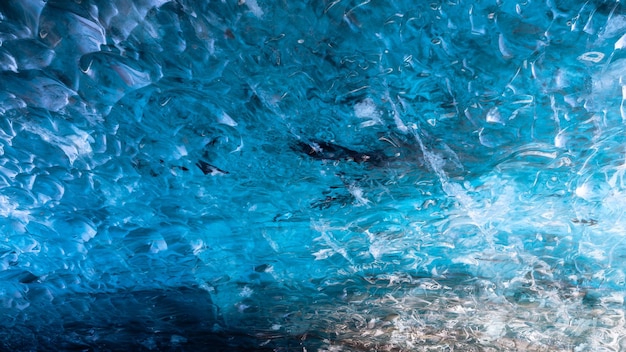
{"left": 244, "top": 0, "right": 264, "bottom": 18}
{"left": 354, "top": 98, "right": 382, "bottom": 127}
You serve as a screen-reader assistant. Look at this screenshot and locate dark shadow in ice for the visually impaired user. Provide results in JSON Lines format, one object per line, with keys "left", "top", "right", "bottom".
{"left": 292, "top": 139, "right": 387, "bottom": 165}
{"left": 0, "top": 285, "right": 310, "bottom": 351}
{"left": 196, "top": 159, "right": 229, "bottom": 176}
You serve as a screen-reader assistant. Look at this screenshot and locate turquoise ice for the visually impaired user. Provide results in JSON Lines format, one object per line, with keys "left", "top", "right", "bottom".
{"left": 0, "top": 0, "right": 625, "bottom": 350}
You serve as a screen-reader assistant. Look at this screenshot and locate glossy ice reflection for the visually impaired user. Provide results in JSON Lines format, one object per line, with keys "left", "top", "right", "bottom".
{"left": 0, "top": 0, "right": 625, "bottom": 350}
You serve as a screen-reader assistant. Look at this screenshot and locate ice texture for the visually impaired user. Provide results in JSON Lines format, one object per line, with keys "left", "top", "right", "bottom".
{"left": 0, "top": 0, "right": 625, "bottom": 350}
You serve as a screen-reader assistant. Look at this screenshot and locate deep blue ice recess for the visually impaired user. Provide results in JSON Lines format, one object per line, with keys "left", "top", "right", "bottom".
{"left": 1, "top": 0, "right": 626, "bottom": 350}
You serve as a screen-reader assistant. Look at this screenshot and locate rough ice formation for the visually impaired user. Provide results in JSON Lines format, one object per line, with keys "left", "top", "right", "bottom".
{"left": 0, "top": 0, "right": 625, "bottom": 350}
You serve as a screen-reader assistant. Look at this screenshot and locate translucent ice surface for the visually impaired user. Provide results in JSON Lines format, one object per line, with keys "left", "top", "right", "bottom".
{"left": 0, "top": 0, "right": 625, "bottom": 350}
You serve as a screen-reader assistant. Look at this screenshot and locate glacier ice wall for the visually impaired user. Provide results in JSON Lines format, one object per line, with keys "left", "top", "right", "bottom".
{"left": 0, "top": 0, "right": 626, "bottom": 350}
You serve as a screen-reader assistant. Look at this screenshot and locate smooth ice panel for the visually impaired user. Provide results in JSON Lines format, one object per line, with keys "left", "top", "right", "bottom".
{"left": 0, "top": 0, "right": 625, "bottom": 350}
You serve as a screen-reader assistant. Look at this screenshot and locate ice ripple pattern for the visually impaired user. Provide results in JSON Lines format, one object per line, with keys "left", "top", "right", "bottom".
{"left": 0, "top": 0, "right": 626, "bottom": 350}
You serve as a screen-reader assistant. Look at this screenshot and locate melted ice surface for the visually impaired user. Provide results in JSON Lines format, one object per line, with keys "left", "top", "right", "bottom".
{"left": 0, "top": 0, "right": 625, "bottom": 350}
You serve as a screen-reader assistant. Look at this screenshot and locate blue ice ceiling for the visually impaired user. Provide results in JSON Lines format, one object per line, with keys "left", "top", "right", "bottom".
{"left": 1, "top": 0, "right": 626, "bottom": 350}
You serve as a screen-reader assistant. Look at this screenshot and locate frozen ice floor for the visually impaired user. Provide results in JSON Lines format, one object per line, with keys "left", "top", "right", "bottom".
{"left": 0, "top": 0, "right": 626, "bottom": 350}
